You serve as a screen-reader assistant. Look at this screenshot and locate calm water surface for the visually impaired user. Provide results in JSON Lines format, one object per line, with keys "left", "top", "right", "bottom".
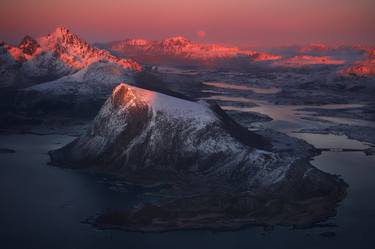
{"left": 1, "top": 131, "right": 374, "bottom": 249}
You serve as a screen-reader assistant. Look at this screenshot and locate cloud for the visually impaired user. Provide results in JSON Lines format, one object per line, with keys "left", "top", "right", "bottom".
{"left": 196, "top": 31, "right": 206, "bottom": 38}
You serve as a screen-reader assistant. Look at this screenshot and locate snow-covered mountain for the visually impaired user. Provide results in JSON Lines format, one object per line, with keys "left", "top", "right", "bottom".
{"left": 49, "top": 83, "right": 276, "bottom": 185}
{"left": 263, "top": 45, "right": 373, "bottom": 73}
{"left": 0, "top": 27, "right": 141, "bottom": 88}
{"left": 267, "top": 44, "right": 366, "bottom": 69}
{"left": 49, "top": 83, "right": 346, "bottom": 230}
{"left": 48, "top": 83, "right": 343, "bottom": 191}
{"left": 100, "top": 36, "right": 281, "bottom": 66}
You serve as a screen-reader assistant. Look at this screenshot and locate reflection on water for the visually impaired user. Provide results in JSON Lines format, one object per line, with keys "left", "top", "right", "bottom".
{"left": 308, "top": 151, "right": 375, "bottom": 249}
{"left": 157, "top": 66, "right": 200, "bottom": 75}
{"left": 221, "top": 102, "right": 324, "bottom": 132}
{"left": 290, "top": 133, "right": 370, "bottom": 150}
{"left": 0, "top": 123, "right": 374, "bottom": 247}
{"left": 315, "top": 116, "right": 375, "bottom": 128}
{"left": 0, "top": 134, "right": 344, "bottom": 249}
{"left": 203, "top": 82, "right": 280, "bottom": 94}
{"left": 313, "top": 152, "right": 375, "bottom": 192}
{"left": 0, "top": 131, "right": 372, "bottom": 249}
{"left": 312, "top": 104, "right": 365, "bottom": 109}
{"left": 201, "top": 89, "right": 222, "bottom": 94}
{"left": 202, "top": 96, "right": 256, "bottom": 104}
{"left": 0, "top": 134, "right": 142, "bottom": 249}
{"left": 212, "top": 97, "right": 375, "bottom": 131}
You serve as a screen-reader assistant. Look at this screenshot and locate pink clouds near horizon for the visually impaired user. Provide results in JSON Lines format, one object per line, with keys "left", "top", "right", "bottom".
{"left": 1, "top": 0, "right": 374, "bottom": 47}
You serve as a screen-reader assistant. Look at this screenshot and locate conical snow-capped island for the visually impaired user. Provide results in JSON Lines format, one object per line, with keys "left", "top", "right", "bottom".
{"left": 49, "top": 83, "right": 273, "bottom": 182}
{"left": 49, "top": 83, "right": 347, "bottom": 231}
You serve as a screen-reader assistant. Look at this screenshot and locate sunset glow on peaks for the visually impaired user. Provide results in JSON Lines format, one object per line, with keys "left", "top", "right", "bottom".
{"left": 1, "top": 0, "right": 374, "bottom": 47}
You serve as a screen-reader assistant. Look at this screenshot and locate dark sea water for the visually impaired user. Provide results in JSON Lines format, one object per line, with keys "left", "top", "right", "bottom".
{"left": 1, "top": 88, "right": 375, "bottom": 248}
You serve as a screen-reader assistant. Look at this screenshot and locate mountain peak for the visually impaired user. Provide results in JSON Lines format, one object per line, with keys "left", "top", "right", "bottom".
{"left": 162, "top": 36, "right": 191, "bottom": 47}
{"left": 167, "top": 36, "right": 189, "bottom": 41}
{"left": 111, "top": 83, "right": 139, "bottom": 108}
{"left": 33, "top": 27, "right": 141, "bottom": 71}
{"left": 45, "top": 26, "right": 85, "bottom": 46}
{"left": 53, "top": 26, "right": 71, "bottom": 36}
{"left": 38, "top": 26, "right": 91, "bottom": 55}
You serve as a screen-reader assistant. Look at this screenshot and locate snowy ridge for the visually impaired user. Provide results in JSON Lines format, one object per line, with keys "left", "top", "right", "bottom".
{"left": 0, "top": 27, "right": 141, "bottom": 88}
{"left": 111, "top": 83, "right": 216, "bottom": 121}
{"left": 36, "top": 27, "right": 141, "bottom": 71}
{"left": 106, "top": 36, "right": 281, "bottom": 62}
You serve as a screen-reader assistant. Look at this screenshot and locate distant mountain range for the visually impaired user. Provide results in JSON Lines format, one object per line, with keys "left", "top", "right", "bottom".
{"left": 1, "top": 27, "right": 374, "bottom": 91}
{"left": 341, "top": 49, "right": 375, "bottom": 77}
{"left": 100, "top": 37, "right": 375, "bottom": 75}
{"left": 273, "top": 55, "right": 346, "bottom": 68}
{"left": 97, "top": 36, "right": 282, "bottom": 66}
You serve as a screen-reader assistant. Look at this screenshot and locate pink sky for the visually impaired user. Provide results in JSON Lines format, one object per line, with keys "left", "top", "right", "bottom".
{"left": 1, "top": 0, "right": 374, "bottom": 47}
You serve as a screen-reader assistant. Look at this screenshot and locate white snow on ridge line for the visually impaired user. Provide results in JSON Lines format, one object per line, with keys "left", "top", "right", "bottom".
{"left": 115, "top": 83, "right": 217, "bottom": 124}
